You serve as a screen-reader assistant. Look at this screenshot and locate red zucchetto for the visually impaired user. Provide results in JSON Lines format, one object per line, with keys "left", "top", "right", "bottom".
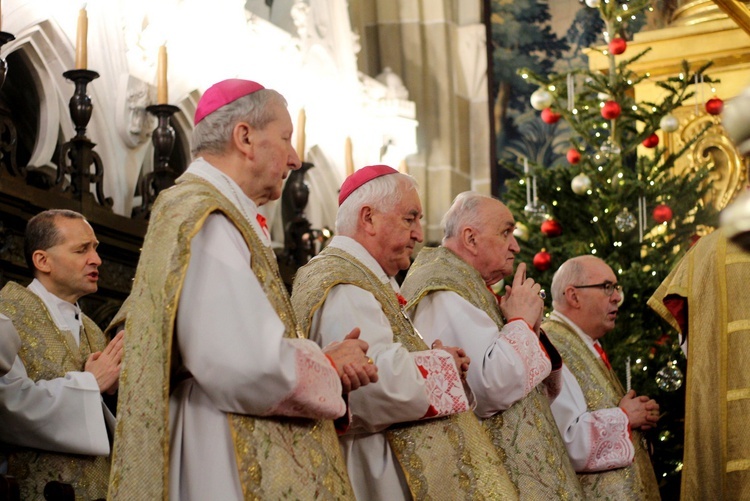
{"left": 194, "top": 79, "right": 265, "bottom": 125}
{"left": 338, "top": 164, "right": 399, "bottom": 206}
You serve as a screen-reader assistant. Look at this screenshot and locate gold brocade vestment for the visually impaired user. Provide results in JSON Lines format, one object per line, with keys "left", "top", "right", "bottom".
{"left": 648, "top": 229, "right": 750, "bottom": 500}
{"left": 401, "top": 246, "right": 584, "bottom": 500}
{"left": 541, "top": 317, "right": 660, "bottom": 500}
{"left": 0, "top": 282, "right": 110, "bottom": 500}
{"left": 292, "top": 246, "right": 518, "bottom": 500}
{"left": 108, "top": 174, "right": 354, "bottom": 500}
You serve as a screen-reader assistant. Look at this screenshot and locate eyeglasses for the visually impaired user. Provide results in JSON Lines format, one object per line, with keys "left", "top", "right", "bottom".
{"left": 572, "top": 281, "right": 623, "bottom": 297}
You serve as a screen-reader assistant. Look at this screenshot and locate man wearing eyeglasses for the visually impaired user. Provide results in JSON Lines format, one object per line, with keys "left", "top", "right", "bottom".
{"left": 542, "top": 255, "right": 661, "bottom": 500}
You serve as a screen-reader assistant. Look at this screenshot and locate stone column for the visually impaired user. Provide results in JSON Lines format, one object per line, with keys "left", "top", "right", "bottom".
{"left": 349, "top": 0, "right": 490, "bottom": 242}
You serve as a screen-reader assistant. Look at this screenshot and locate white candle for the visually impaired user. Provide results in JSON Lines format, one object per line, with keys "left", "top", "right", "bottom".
{"left": 296, "top": 108, "right": 306, "bottom": 162}
{"left": 75, "top": 6, "right": 88, "bottom": 70}
{"left": 625, "top": 356, "right": 631, "bottom": 392}
{"left": 345, "top": 136, "right": 354, "bottom": 176}
{"left": 532, "top": 174, "right": 538, "bottom": 202}
{"left": 638, "top": 196, "right": 646, "bottom": 243}
{"left": 157, "top": 44, "right": 168, "bottom": 104}
{"left": 524, "top": 158, "right": 531, "bottom": 206}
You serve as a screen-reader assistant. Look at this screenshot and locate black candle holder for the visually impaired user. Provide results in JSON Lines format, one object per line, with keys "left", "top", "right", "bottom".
{"left": 62, "top": 69, "right": 99, "bottom": 138}
{"left": 132, "top": 104, "right": 180, "bottom": 219}
{"left": 0, "top": 31, "right": 16, "bottom": 91}
{"left": 56, "top": 69, "right": 112, "bottom": 209}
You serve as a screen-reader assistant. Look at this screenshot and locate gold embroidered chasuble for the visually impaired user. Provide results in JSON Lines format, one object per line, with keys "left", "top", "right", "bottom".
{"left": 400, "top": 247, "right": 583, "bottom": 500}
{"left": 292, "top": 246, "right": 518, "bottom": 500}
{"left": 0, "top": 282, "right": 110, "bottom": 500}
{"left": 541, "top": 317, "right": 660, "bottom": 500}
{"left": 108, "top": 175, "right": 354, "bottom": 501}
{"left": 648, "top": 229, "right": 750, "bottom": 500}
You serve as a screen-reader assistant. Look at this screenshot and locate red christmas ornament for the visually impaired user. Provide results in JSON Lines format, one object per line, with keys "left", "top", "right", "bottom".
{"left": 642, "top": 133, "right": 659, "bottom": 148}
{"left": 533, "top": 250, "right": 552, "bottom": 271}
{"left": 689, "top": 234, "right": 701, "bottom": 247}
{"left": 653, "top": 204, "right": 673, "bottom": 223}
{"left": 655, "top": 333, "right": 671, "bottom": 346}
{"left": 705, "top": 97, "right": 724, "bottom": 115}
{"left": 541, "top": 219, "right": 563, "bottom": 237}
{"left": 601, "top": 100, "right": 621, "bottom": 120}
{"left": 566, "top": 148, "right": 581, "bottom": 164}
{"left": 541, "top": 108, "right": 561, "bottom": 124}
{"left": 608, "top": 37, "right": 627, "bottom": 55}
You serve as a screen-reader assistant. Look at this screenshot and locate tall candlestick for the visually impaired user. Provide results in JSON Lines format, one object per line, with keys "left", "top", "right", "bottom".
{"left": 296, "top": 108, "right": 306, "bottom": 162}
{"left": 625, "top": 356, "right": 631, "bottom": 392}
{"left": 75, "top": 7, "right": 88, "bottom": 70}
{"left": 345, "top": 136, "right": 354, "bottom": 176}
{"left": 157, "top": 44, "right": 168, "bottom": 104}
{"left": 524, "top": 157, "right": 531, "bottom": 207}
{"left": 532, "top": 174, "right": 538, "bottom": 202}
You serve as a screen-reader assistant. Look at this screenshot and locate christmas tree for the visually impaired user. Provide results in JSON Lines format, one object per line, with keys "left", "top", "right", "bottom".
{"left": 500, "top": 1, "right": 720, "bottom": 498}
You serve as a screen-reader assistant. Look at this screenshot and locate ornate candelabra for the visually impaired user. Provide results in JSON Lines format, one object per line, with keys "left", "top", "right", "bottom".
{"left": 281, "top": 161, "right": 331, "bottom": 268}
{"left": 132, "top": 103, "right": 180, "bottom": 219}
{"left": 56, "top": 69, "right": 112, "bottom": 208}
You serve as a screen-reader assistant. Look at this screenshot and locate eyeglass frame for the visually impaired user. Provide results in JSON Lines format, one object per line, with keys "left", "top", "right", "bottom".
{"left": 571, "top": 281, "right": 623, "bottom": 297}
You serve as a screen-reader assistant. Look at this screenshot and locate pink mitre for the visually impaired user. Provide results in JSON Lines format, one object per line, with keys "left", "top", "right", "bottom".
{"left": 338, "top": 164, "right": 399, "bottom": 206}
{"left": 194, "top": 79, "right": 265, "bottom": 125}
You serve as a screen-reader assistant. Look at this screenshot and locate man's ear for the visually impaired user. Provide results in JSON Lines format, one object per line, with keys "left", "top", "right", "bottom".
{"left": 360, "top": 205, "right": 376, "bottom": 236}
{"left": 565, "top": 286, "right": 581, "bottom": 308}
{"left": 232, "top": 122, "right": 254, "bottom": 158}
{"left": 461, "top": 226, "right": 479, "bottom": 256}
{"left": 32, "top": 250, "right": 51, "bottom": 274}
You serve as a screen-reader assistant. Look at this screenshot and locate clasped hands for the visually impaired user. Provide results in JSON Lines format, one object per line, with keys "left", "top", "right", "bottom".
{"left": 498, "top": 262, "right": 545, "bottom": 335}
{"left": 323, "top": 328, "right": 379, "bottom": 394}
{"left": 619, "top": 389, "right": 660, "bottom": 430}
{"left": 431, "top": 340, "right": 470, "bottom": 381}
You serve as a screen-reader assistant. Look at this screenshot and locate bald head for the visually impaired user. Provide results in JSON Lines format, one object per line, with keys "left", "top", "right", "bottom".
{"left": 442, "top": 192, "right": 520, "bottom": 286}
{"left": 551, "top": 255, "right": 622, "bottom": 340}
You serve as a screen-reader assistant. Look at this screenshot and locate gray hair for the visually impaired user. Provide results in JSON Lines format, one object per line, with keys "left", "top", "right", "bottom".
{"left": 191, "top": 89, "right": 287, "bottom": 157}
{"left": 551, "top": 255, "right": 596, "bottom": 309}
{"left": 335, "top": 173, "right": 419, "bottom": 236}
{"left": 442, "top": 191, "right": 495, "bottom": 242}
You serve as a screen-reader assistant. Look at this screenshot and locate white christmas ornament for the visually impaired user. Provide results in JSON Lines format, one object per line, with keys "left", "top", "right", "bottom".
{"left": 597, "top": 92, "right": 611, "bottom": 101}
{"left": 585, "top": 0, "right": 601, "bottom": 7}
{"left": 530, "top": 89, "right": 553, "bottom": 111}
{"left": 660, "top": 114, "right": 679, "bottom": 133}
{"left": 655, "top": 364, "right": 684, "bottom": 392}
{"left": 524, "top": 203, "right": 549, "bottom": 224}
{"left": 615, "top": 208, "right": 637, "bottom": 232}
{"left": 571, "top": 173, "right": 592, "bottom": 195}
{"left": 514, "top": 222, "right": 529, "bottom": 241}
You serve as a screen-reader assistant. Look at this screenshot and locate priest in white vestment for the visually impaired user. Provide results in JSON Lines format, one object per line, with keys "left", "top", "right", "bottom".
{"left": 108, "top": 80, "right": 377, "bottom": 501}
{"left": 0, "top": 281, "right": 117, "bottom": 454}
{"left": 543, "top": 255, "right": 661, "bottom": 499}
{"left": 405, "top": 193, "right": 554, "bottom": 416}
{"left": 291, "top": 167, "right": 519, "bottom": 501}
{"left": 0, "top": 210, "right": 123, "bottom": 499}
{"left": 401, "top": 192, "right": 585, "bottom": 500}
